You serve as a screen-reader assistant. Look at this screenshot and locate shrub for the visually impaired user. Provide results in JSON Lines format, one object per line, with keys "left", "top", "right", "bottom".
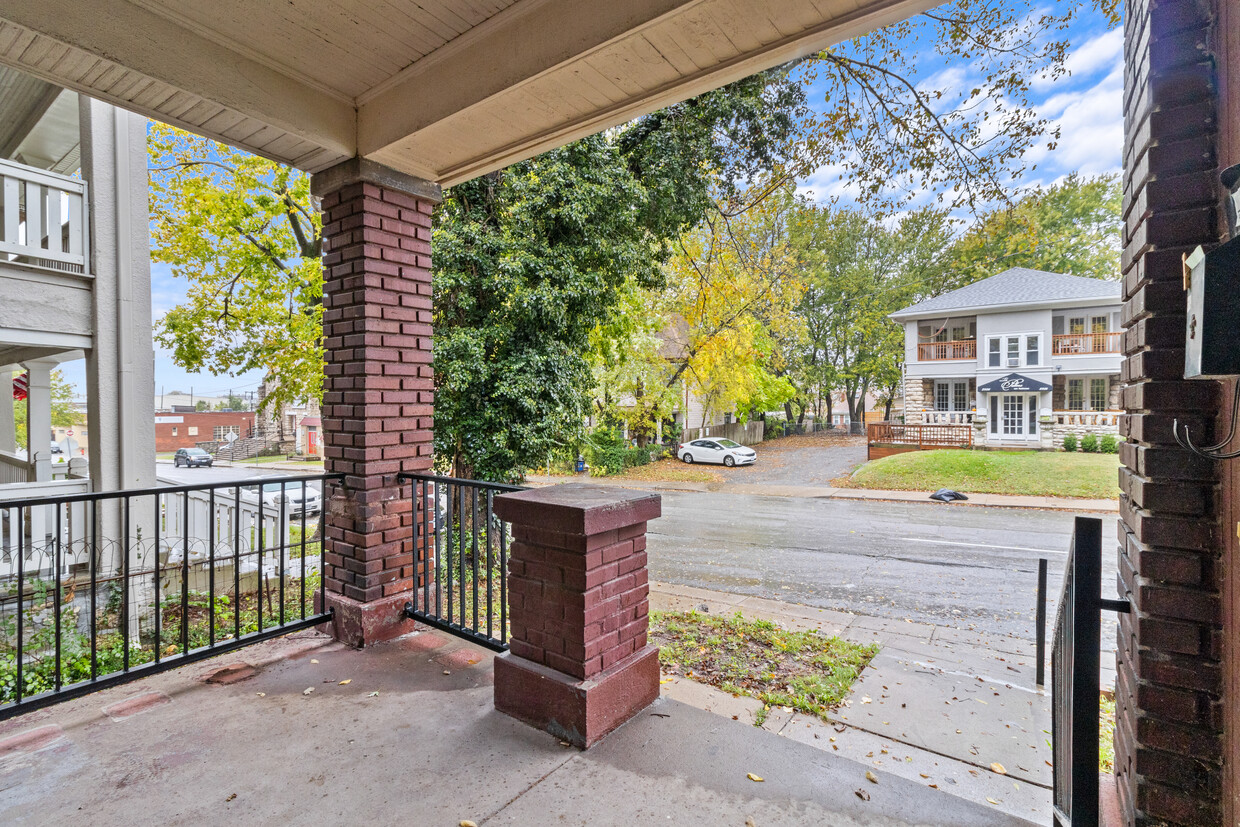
{"left": 1062, "top": 433, "right": 1079, "bottom": 452}
{"left": 1100, "top": 434, "right": 1118, "bottom": 453}
{"left": 1081, "top": 433, "right": 1099, "bottom": 453}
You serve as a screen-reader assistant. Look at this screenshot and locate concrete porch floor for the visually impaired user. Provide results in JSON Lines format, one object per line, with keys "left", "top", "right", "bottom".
{"left": 0, "top": 629, "right": 1034, "bottom": 826}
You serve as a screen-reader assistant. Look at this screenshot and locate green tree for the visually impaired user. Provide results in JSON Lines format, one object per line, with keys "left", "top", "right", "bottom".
{"left": 149, "top": 124, "right": 322, "bottom": 415}
{"left": 12, "top": 369, "right": 78, "bottom": 451}
{"left": 947, "top": 173, "right": 1122, "bottom": 285}
{"left": 796, "top": 208, "right": 954, "bottom": 424}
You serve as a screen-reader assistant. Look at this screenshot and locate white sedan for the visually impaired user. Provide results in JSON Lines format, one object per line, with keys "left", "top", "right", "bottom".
{"left": 677, "top": 438, "right": 757, "bottom": 467}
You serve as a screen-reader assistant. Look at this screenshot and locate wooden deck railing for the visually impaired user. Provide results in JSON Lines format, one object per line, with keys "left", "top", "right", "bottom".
{"left": 866, "top": 422, "right": 973, "bottom": 459}
{"left": 917, "top": 339, "right": 977, "bottom": 361}
{"left": 1051, "top": 332, "right": 1121, "bottom": 355}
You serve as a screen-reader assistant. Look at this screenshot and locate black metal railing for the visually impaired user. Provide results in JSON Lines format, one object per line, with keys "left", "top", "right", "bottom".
{"left": 1051, "top": 515, "right": 1130, "bottom": 827}
{"left": 396, "top": 473, "right": 524, "bottom": 652}
{"left": 0, "top": 473, "right": 341, "bottom": 719}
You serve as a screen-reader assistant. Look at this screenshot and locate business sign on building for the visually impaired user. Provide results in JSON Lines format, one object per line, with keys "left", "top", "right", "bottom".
{"left": 977, "top": 373, "right": 1052, "bottom": 393}
{"left": 154, "top": 415, "right": 184, "bottom": 424}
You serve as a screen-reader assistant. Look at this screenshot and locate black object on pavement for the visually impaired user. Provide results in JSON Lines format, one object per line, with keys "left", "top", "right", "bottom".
{"left": 929, "top": 488, "right": 969, "bottom": 502}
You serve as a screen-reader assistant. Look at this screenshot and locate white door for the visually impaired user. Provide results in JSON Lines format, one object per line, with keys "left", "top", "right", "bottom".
{"left": 1001, "top": 395, "right": 1025, "bottom": 437}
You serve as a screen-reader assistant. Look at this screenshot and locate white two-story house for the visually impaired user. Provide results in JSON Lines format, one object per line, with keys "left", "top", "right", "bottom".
{"left": 889, "top": 268, "right": 1122, "bottom": 449}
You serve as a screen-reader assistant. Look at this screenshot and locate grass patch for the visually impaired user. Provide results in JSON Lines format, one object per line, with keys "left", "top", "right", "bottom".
{"left": 649, "top": 611, "right": 878, "bottom": 722}
{"left": 1100, "top": 694, "right": 1116, "bottom": 773}
{"left": 846, "top": 449, "right": 1120, "bottom": 499}
{"left": 612, "top": 459, "right": 723, "bottom": 484}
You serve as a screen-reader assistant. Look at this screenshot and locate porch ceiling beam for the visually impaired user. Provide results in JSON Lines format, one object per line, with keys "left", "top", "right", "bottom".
{"left": 0, "top": 0, "right": 355, "bottom": 163}
{"left": 359, "top": 0, "right": 942, "bottom": 186}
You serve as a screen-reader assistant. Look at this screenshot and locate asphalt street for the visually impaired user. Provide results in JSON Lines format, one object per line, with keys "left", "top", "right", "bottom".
{"left": 156, "top": 461, "right": 321, "bottom": 486}
{"left": 646, "top": 490, "right": 1119, "bottom": 643}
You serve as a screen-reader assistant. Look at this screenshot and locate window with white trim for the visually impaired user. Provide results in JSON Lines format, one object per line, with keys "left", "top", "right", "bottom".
{"left": 934, "top": 380, "right": 969, "bottom": 411}
{"left": 1026, "top": 335, "right": 1040, "bottom": 366}
{"left": 1067, "top": 379, "right": 1084, "bottom": 410}
{"left": 988, "top": 338, "right": 1001, "bottom": 368}
{"left": 1090, "top": 378, "right": 1108, "bottom": 411}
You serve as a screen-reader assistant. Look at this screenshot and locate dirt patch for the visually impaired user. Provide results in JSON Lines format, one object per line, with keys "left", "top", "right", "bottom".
{"left": 758, "top": 433, "right": 866, "bottom": 449}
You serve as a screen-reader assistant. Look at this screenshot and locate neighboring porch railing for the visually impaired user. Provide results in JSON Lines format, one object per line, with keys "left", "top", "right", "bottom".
{"left": 1051, "top": 516, "right": 1130, "bottom": 827}
{"left": 0, "top": 473, "right": 340, "bottom": 720}
{"left": 396, "top": 473, "right": 524, "bottom": 651}
{"left": 867, "top": 422, "right": 973, "bottom": 447}
{"left": 923, "top": 410, "right": 974, "bottom": 425}
{"left": 1052, "top": 332, "right": 1121, "bottom": 355}
{"left": 0, "top": 158, "right": 89, "bottom": 275}
{"left": 917, "top": 339, "right": 976, "bottom": 360}
{"left": 1053, "top": 411, "right": 1120, "bottom": 427}
{"left": 0, "top": 449, "right": 27, "bottom": 485}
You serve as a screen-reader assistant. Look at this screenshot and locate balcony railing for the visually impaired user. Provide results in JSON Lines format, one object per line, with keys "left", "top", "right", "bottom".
{"left": 1053, "top": 411, "right": 1120, "bottom": 427}
{"left": 923, "top": 410, "right": 974, "bottom": 425}
{"left": 1052, "top": 332, "right": 1121, "bottom": 355}
{"left": 917, "top": 339, "right": 976, "bottom": 361}
{"left": 0, "top": 158, "right": 89, "bottom": 275}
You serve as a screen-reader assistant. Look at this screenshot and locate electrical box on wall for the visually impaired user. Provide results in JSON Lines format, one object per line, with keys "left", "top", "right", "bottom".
{"left": 1184, "top": 234, "right": 1240, "bottom": 378}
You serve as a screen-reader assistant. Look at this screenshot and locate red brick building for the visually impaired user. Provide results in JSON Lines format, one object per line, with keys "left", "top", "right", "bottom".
{"left": 154, "top": 411, "right": 255, "bottom": 452}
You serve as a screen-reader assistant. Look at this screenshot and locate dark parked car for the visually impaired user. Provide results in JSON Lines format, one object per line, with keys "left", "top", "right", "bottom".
{"left": 173, "top": 447, "right": 213, "bottom": 468}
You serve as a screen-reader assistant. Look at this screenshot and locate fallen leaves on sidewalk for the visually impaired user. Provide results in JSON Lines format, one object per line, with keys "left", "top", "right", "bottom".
{"left": 990, "top": 762, "right": 1007, "bottom": 775}
{"left": 865, "top": 771, "right": 878, "bottom": 784}
{"left": 747, "top": 773, "right": 764, "bottom": 782}
{"left": 302, "top": 687, "right": 314, "bottom": 695}
{"left": 854, "top": 789, "right": 870, "bottom": 801}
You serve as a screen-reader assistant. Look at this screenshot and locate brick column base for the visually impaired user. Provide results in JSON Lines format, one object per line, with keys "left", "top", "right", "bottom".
{"left": 492, "top": 485, "right": 661, "bottom": 748}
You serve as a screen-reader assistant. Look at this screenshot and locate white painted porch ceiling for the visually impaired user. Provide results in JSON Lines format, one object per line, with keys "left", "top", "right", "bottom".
{"left": 0, "top": 0, "right": 936, "bottom": 185}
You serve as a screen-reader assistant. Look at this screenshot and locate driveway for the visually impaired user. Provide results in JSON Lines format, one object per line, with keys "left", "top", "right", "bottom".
{"left": 711, "top": 432, "right": 867, "bottom": 486}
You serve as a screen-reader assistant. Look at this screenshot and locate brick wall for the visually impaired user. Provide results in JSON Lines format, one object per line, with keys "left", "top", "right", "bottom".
{"left": 1118, "top": 1, "right": 1226, "bottom": 823}
{"left": 318, "top": 178, "right": 435, "bottom": 606}
{"left": 154, "top": 411, "right": 255, "bottom": 452}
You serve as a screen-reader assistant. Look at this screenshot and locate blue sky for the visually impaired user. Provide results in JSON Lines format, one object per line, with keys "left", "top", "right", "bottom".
{"left": 59, "top": 3, "right": 1123, "bottom": 401}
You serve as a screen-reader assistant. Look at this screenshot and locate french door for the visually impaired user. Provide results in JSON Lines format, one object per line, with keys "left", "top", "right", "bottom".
{"left": 995, "top": 394, "right": 1040, "bottom": 439}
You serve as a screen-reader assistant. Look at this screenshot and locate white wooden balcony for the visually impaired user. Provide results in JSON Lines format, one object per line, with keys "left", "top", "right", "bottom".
{"left": 0, "top": 157, "right": 89, "bottom": 275}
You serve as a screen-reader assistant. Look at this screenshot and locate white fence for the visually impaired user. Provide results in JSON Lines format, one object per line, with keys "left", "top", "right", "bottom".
{"left": 684, "top": 420, "right": 765, "bottom": 445}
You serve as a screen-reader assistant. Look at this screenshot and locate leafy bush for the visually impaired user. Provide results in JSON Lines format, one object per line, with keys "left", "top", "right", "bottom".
{"left": 1062, "top": 433, "right": 1079, "bottom": 452}
{"left": 1081, "top": 433, "right": 1099, "bottom": 453}
{"left": 585, "top": 428, "right": 627, "bottom": 476}
{"left": 1099, "top": 434, "right": 1118, "bottom": 454}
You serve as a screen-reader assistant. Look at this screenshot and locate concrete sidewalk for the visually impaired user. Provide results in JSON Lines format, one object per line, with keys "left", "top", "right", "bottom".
{"left": 650, "top": 582, "right": 1062, "bottom": 824}
{"left": 525, "top": 474, "right": 1118, "bottom": 512}
{"left": 0, "top": 629, "right": 1030, "bottom": 827}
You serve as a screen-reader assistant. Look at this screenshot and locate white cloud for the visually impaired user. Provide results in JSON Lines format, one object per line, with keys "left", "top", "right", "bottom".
{"left": 1032, "top": 27, "right": 1123, "bottom": 92}
{"left": 1024, "top": 65, "right": 1123, "bottom": 177}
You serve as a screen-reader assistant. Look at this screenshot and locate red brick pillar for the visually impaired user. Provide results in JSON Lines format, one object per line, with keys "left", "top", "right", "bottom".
{"left": 310, "top": 158, "right": 439, "bottom": 647}
{"left": 492, "top": 484, "right": 661, "bottom": 748}
{"left": 1119, "top": 3, "right": 1227, "bottom": 824}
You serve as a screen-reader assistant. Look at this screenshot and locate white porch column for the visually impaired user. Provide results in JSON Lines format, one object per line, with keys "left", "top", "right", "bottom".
{"left": 80, "top": 97, "right": 156, "bottom": 641}
{"left": 0, "top": 369, "right": 15, "bottom": 454}
{"left": 24, "top": 359, "right": 56, "bottom": 482}
{"left": 80, "top": 96, "right": 156, "bottom": 496}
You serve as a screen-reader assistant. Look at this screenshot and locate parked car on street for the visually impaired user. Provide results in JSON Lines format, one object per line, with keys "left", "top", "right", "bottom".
{"left": 257, "top": 481, "right": 321, "bottom": 516}
{"left": 173, "top": 447, "right": 213, "bottom": 468}
{"left": 677, "top": 438, "right": 757, "bottom": 467}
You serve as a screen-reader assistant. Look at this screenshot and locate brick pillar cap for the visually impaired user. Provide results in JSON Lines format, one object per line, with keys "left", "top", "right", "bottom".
{"left": 310, "top": 157, "right": 443, "bottom": 203}
{"left": 494, "top": 484, "right": 660, "bottom": 535}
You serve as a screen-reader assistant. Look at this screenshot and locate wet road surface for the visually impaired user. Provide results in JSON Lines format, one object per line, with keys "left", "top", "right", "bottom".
{"left": 646, "top": 491, "right": 1118, "bottom": 642}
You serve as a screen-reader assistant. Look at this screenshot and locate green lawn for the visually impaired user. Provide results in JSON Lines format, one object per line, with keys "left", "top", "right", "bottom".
{"left": 848, "top": 449, "right": 1120, "bottom": 499}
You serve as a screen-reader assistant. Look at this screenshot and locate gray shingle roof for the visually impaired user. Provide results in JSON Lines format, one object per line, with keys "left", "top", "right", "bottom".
{"left": 891, "top": 268, "right": 1121, "bottom": 318}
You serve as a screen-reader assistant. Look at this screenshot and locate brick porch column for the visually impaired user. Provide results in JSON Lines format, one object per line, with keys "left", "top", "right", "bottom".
{"left": 310, "top": 158, "right": 440, "bottom": 647}
{"left": 1118, "top": 3, "right": 1226, "bottom": 824}
{"left": 492, "top": 485, "right": 661, "bottom": 748}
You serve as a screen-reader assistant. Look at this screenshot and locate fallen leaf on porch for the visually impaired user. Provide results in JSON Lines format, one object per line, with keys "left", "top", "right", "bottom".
{"left": 860, "top": 696, "right": 872, "bottom": 704}
{"left": 443, "top": 670, "right": 451, "bottom": 675}
{"left": 986, "top": 798, "right": 1001, "bottom": 805}
{"left": 659, "top": 678, "right": 674, "bottom": 684}
{"left": 460, "top": 820, "right": 478, "bottom": 827}
{"left": 226, "top": 793, "right": 237, "bottom": 802}
{"left": 302, "top": 687, "right": 314, "bottom": 695}
{"left": 745, "top": 818, "right": 757, "bottom": 827}
{"left": 339, "top": 679, "right": 351, "bottom": 685}
{"left": 928, "top": 784, "right": 938, "bottom": 789}
{"left": 255, "top": 692, "right": 265, "bottom": 697}
{"left": 991, "top": 763, "right": 1007, "bottom": 775}
{"left": 865, "top": 771, "right": 878, "bottom": 784}
{"left": 310, "top": 659, "right": 318, "bottom": 664}
{"left": 854, "top": 789, "right": 870, "bottom": 801}
{"left": 366, "top": 691, "right": 379, "bottom": 697}
{"left": 919, "top": 773, "right": 930, "bottom": 778}
{"left": 747, "top": 773, "right": 764, "bottom": 782}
